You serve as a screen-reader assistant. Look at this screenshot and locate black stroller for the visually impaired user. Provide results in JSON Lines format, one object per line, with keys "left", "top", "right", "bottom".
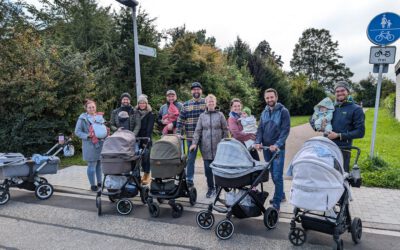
{"left": 287, "top": 136, "right": 362, "bottom": 250}
{"left": 0, "top": 136, "right": 74, "bottom": 204}
{"left": 96, "top": 128, "right": 150, "bottom": 216}
{"left": 196, "top": 138, "right": 279, "bottom": 240}
{"left": 147, "top": 135, "right": 197, "bottom": 218}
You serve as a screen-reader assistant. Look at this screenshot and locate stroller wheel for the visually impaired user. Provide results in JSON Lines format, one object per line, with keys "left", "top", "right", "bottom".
{"left": 157, "top": 198, "right": 165, "bottom": 204}
{"left": 0, "top": 188, "right": 10, "bottom": 205}
{"left": 332, "top": 239, "right": 344, "bottom": 250}
{"left": 116, "top": 199, "right": 133, "bottom": 215}
{"left": 96, "top": 196, "right": 102, "bottom": 216}
{"left": 172, "top": 203, "right": 184, "bottom": 218}
{"left": 35, "top": 183, "right": 54, "bottom": 200}
{"left": 264, "top": 207, "right": 279, "bottom": 229}
{"left": 351, "top": 217, "right": 362, "bottom": 244}
{"left": 148, "top": 203, "right": 160, "bottom": 218}
{"left": 196, "top": 210, "right": 215, "bottom": 229}
{"left": 288, "top": 228, "right": 307, "bottom": 246}
{"left": 189, "top": 187, "right": 197, "bottom": 206}
{"left": 140, "top": 186, "right": 149, "bottom": 204}
{"left": 215, "top": 219, "right": 234, "bottom": 240}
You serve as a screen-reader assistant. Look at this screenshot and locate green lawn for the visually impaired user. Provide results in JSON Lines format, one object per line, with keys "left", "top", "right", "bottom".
{"left": 291, "top": 115, "right": 310, "bottom": 127}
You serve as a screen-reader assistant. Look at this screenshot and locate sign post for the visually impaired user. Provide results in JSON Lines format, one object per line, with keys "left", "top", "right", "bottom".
{"left": 367, "top": 12, "right": 400, "bottom": 158}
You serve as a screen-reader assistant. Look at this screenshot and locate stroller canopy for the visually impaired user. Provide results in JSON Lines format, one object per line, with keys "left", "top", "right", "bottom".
{"left": 210, "top": 138, "right": 268, "bottom": 179}
{"left": 150, "top": 134, "right": 182, "bottom": 161}
{"left": 288, "top": 136, "right": 346, "bottom": 211}
{"left": 101, "top": 128, "right": 136, "bottom": 160}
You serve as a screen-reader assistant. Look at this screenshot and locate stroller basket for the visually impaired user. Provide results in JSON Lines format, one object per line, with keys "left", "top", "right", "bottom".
{"left": 301, "top": 215, "right": 335, "bottom": 235}
{"left": 231, "top": 191, "right": 268, "bottom": 218}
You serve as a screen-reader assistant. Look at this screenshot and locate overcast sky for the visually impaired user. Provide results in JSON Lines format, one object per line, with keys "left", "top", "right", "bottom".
{"left": 79, "top": 1, "right": 400, "bottom": 82}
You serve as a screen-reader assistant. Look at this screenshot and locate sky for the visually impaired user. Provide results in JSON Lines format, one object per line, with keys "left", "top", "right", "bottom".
{"left": 32, "top": 0, "right": 400, "bottom": 82}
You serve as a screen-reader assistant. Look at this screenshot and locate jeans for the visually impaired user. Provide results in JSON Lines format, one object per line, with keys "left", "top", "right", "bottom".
{"left": 341, "top": 149, "right": 351, "bottom": 173}
{"left": 87, "top": 160, "right": 102, "bottom": 186}
{"left": 186, "top": 140, "right": 198, "bottom": 183}
{"left": 263, "top": 149, "right": 285, "bottom": 209}
{"left": 203, "top": 160, "right": 215, "bottom": 189}
{"left": 141, "top": 145, "right": 151, "bottom": 174}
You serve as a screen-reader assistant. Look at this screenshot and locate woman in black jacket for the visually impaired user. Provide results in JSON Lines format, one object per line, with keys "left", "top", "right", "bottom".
{"left": 136, "top": 95, "right": 155, "bottom": 185}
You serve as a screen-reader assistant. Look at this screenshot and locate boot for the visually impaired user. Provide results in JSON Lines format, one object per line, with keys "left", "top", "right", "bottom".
{"left": 141, "top": 173, "right": 151, "bottom": 185}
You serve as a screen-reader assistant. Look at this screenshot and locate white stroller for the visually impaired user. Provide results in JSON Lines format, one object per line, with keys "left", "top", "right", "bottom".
{"left": 287, "top": 136, "right": 362, "bottom": 250}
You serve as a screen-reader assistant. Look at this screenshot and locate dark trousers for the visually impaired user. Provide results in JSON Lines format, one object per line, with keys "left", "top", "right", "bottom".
{"left": 341, "top": 149, "right": 351, "bottom": 173}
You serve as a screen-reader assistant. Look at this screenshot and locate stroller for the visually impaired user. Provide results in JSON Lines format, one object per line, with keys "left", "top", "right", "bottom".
{"left": 287, "top": 136, "right": 362, "bottom": 250}
{"left": 147, "top": 134, "right": 197, "bottom": 218}
{"left": 96, "top": 128, "right": 150, "bottom": 216}
{"left": 196, "top": 138, "right": 279, "bottom": 240}
{"left": 0, "top": 136, "right": 74, "bottom": 205}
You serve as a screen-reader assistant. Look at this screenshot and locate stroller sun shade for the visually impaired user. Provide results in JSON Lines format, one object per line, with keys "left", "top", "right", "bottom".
{"left": 101, "top": 129, "right": 136, "bottom": 160}
{"left": 210, "top": 138, "right": 268, "bottom": 179}
{"left": 288, "top": 136, "right": 346, "bottom": 211}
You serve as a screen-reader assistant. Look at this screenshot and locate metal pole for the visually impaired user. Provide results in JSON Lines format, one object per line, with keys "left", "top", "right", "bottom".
{"left": 369, "top": 63, "right": 384, "bottom": 158}
{"left": 132, "top": 6, "right": 142, "bottom": 99}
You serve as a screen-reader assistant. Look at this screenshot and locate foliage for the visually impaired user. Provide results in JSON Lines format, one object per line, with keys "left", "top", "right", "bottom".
{"left": 353, "top": 75, "right": 396, "bottom": 107}
{"left": 383, "top": 93, "right": 396, "bottom": 116}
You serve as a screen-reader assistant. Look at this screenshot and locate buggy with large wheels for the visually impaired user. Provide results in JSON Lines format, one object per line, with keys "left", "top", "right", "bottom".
{"left": 146, "top": 135, "right": 197, "bottom": 219}
{"left": 196, "top": 138, "right": 279, "bottom": 240}
{"left": 96, "top": 128, "right": 150, "bottom": 216}
{"left": 0, "top": 136, "right": 74, "bottom": 205}
{"left": 287, "top": 136, "right": 363, "bottom": 250}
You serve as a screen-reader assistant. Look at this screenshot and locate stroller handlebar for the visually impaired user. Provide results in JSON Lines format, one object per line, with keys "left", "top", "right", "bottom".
{"left": 339, "top": 146, "right": 361, "bottom": 165}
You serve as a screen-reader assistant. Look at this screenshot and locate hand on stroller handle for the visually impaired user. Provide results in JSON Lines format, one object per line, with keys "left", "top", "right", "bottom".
{"left": 251, "top": 144, "right": 280, "bottom": 152}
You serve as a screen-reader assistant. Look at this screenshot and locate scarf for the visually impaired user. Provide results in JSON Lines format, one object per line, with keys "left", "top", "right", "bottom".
{"left": 229, "top": 111, "right": 241, "bottom": 119}
{"left": 137, "top": 109, "right": 149, "bottom": 119}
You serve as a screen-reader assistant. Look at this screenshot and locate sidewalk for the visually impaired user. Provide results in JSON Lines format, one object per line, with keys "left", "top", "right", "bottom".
{"left": 46, "top": 123, "right": 400, "bottom": 231}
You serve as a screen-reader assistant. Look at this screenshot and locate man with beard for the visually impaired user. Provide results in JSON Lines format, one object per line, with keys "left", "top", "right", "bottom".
{"left": 110, "top": 92, "right": 141, "bottom": 136}
{"left": 254, "top": 88, "right": 290, "bottom": 212}
{"left": 327, "top": 81, "right": 365, "bottom": 172}
{"left": 176, "top": 82, "right": 206, "bottom": 187}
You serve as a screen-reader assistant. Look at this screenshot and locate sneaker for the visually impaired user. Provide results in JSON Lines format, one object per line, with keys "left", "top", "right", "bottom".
{"left": 269, "top": 194, "right": 287, "bottom": 204}
{"left": 187, "top": 180, "right": 194, "bottom": 188}
{"left": 90, "top": 185, "right": 98, "bottom": 192}
{"left": 206, "top": 188, "right": 215, "bottom": 198}
{"left": 97, "top": 183, "right": 102, "bottom": 188}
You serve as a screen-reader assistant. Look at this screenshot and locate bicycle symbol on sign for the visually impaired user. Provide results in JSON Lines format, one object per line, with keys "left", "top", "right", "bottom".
{"left": 375, "top": 31, "right": 395, "bottom": 42}
{"left": 374, "top": 49, "right": 391, "bottom": 57}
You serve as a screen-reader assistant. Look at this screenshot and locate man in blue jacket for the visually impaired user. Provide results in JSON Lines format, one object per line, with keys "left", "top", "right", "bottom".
{"left": 327, "top": 81, "right": 365, "bottom": 172}
{"left": 255, "top": 88, "right": 291, "bottom": 212}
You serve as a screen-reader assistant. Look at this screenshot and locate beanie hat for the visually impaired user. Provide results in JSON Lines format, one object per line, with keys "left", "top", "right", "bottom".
{"left": 334, "top": 81, "right": 350, "bottom": 92}
{"left": 118, "top": 111, "right": 129, "bottom": 119}
{"left": 243, "top": 107, "right": 251, "bottom": 116}
{"left": 191, "top": 82, "right": 203, "bottom": 90}
{"left": 120, "top": 92, "right": 132, "bottom": 101}
{"left": 137, "top": 94, "right": 148, "bottom": 104}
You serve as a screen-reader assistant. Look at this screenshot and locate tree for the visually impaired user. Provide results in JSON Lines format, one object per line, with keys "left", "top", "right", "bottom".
{"left": 254, "top": 40, "right": 283, "bottom": 67}
{"left": 290, "top": 28, "right": 353, "bottom": 91}
{"left": 354, "top": 75, "right": 396, "bottom": 107}
{"left": 226, "top": 36, "right": 251, "bottom": 69}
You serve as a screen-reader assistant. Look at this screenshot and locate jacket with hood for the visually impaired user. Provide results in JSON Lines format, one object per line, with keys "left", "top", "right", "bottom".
{"left": 312, "top": 97, "right": 335, "bottom": 122}
{"left": 157, "top": 101, "right": 183, "bottom": 129}
{"left": 255, "top": 103, "right": 290, "bottom": 149}
{"left": 110, "top": 105, "right": 141, "bottom": 135}
{"left": 75, "top": 113, "right": 104, "bottom": 162}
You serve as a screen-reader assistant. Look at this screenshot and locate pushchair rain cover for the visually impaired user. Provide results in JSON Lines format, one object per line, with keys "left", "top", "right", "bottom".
{"left": 288, "top": 136, "right": 345, "bottom": 211}
{"left": 210, "top": 138, "right": 268, "bottom": 179}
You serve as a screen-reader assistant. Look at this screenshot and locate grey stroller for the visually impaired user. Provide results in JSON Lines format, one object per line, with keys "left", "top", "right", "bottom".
{"left": 0, "top": 136, "right": 74, "bottom": 204}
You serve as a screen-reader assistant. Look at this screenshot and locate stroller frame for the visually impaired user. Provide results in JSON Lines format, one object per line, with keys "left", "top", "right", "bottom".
{"left": 95, "top": 137, "right": 151, "bottom": 216}
{"left": 288, "top": 146, "right": 363, "bottom": 250}
{"left": 0, "top": 136, "right": 73, "bottom": 205}
{"left": 147, "top": 138, "right": 197, "bottom": 219}
{"left": 196, "top": 147, "right": 280, "bottom": 240}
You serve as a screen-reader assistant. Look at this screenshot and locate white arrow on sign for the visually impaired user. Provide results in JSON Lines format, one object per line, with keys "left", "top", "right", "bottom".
{"left": 138, "top": 45, "right": 157, "bottom": 57}
{"left": 369, "top": 46, "right": 396, "bottom": 64}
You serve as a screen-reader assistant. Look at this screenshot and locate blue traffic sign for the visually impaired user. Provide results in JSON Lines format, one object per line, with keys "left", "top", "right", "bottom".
{"left": 367, "top": 12, "right": 400, "bottom": 46}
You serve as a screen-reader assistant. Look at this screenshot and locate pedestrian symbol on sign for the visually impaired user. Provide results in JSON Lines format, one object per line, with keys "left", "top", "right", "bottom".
{"left": 367, "top": 12, "right": 400, "bottom": 46}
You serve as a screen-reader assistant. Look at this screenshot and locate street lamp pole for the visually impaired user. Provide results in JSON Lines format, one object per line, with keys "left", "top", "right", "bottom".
{"left": 115, "top": 0, "right": 142, "bottom": 99}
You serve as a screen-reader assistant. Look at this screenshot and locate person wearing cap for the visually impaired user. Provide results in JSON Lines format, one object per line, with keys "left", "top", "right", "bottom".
{"left": 136, "top": 94, "right": 155, "bottom": 185}
{"left": 328, "top": 81, "right": 365, "bottom": 172}
{"left": 157, "top": 90, "right": 183, "bottom": 134}
{"left": 110, "top": 92, "right": 141, "bottom": 135}
{"left": 176, "top": 82, "right": 206, "bottom": 187}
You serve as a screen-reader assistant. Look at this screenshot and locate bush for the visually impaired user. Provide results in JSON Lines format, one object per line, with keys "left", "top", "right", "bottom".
{"left": 383, "top": 93, "right": 396, "bottom": 116}
{"left": 359, "top": 155, "right": 400, "bottom": 188}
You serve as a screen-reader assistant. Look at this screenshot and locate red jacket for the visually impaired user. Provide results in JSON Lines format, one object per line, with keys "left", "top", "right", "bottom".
{"left": 227, "top": 117, "right": 254, "bottom": 142}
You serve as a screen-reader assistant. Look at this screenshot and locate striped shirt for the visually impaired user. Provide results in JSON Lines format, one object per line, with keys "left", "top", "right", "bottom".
{"left": 176, "top": 98, "right": 206, "bottom": 139}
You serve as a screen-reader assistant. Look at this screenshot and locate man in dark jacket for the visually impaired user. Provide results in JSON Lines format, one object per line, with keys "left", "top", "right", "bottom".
{"left": 255, "top": 88, "right": 290, "bottom": 212}
{"left": 110, "top": 92, "right": 141, "bottom": 135}
{"left": 157, "top": 90, "right": 183, "bottom": 133}
{"left": 328, "top": 81, "right": 365, "bottom": 172}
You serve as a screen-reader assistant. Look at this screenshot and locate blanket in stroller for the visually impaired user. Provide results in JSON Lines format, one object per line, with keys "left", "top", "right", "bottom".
{"left": 287, "top": 136, "right": 347, "bottom": 212}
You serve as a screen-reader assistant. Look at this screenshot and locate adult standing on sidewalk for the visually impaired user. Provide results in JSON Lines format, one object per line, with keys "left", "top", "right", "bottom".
{"left": 176, "top": 82, "right": 206, "bottom": 187}
{"left": 190, "top": 94, "right": 229, "bottom": 198}
{"left": 110, "top": 92, "right": 141, "bottom": 135}
{"left": 157, "top": 90, "right": 183, "bottom": 134}
{"left": 136, "top": 95, "right": 155, "bottom": 185}
{"left": 75, "top": 99, "right": 104, "bottom": 191}
{"left": 254, "top": 88, "right": 290, "bottom": 212}
{"left": 327, "top": 81, "right": 365, "bottom": 172}
{"left": 227, "top": 98, "right": 259, "bottom": 160}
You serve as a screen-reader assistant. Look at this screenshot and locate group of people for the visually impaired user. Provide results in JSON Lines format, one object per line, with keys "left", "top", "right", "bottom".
{"left": 74, "top": 80, "right": 365, "bottom": 212}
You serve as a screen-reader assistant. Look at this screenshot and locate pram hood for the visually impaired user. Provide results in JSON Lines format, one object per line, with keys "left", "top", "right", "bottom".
{"left": 288, "top": 136, "right": 346, "bottom": 211}
{"left": 101, "top": 128, "right": 136, "bottom": 160}
{"left": 210, "top": 138, "right": 268, "bottom": 179}
{"left": 150, "top": 134, "right": 182, "bottom": 161}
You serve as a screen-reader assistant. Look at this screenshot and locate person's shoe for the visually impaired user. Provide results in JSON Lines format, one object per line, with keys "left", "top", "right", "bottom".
{"left": 90, "top": 185, "right": 98, "bottom": 192}
{"left": 269, "top": 196, "right": 287, "bottom": 204}
{"left": 97, "top": 183, "right": 102, "bottom": 188}
{"left": 206, "top": 187, "right": 216, "bottom": 198}
{"left": 187, "top": 180, "right": 194, "bottom": 188}
{"left": 141, "top": 173, "right": 151, "bottom": 185}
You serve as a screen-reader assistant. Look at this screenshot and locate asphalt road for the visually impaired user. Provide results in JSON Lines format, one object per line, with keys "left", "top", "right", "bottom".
{"left": 0, "top": 190, "right": 399, "bottom": 250}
